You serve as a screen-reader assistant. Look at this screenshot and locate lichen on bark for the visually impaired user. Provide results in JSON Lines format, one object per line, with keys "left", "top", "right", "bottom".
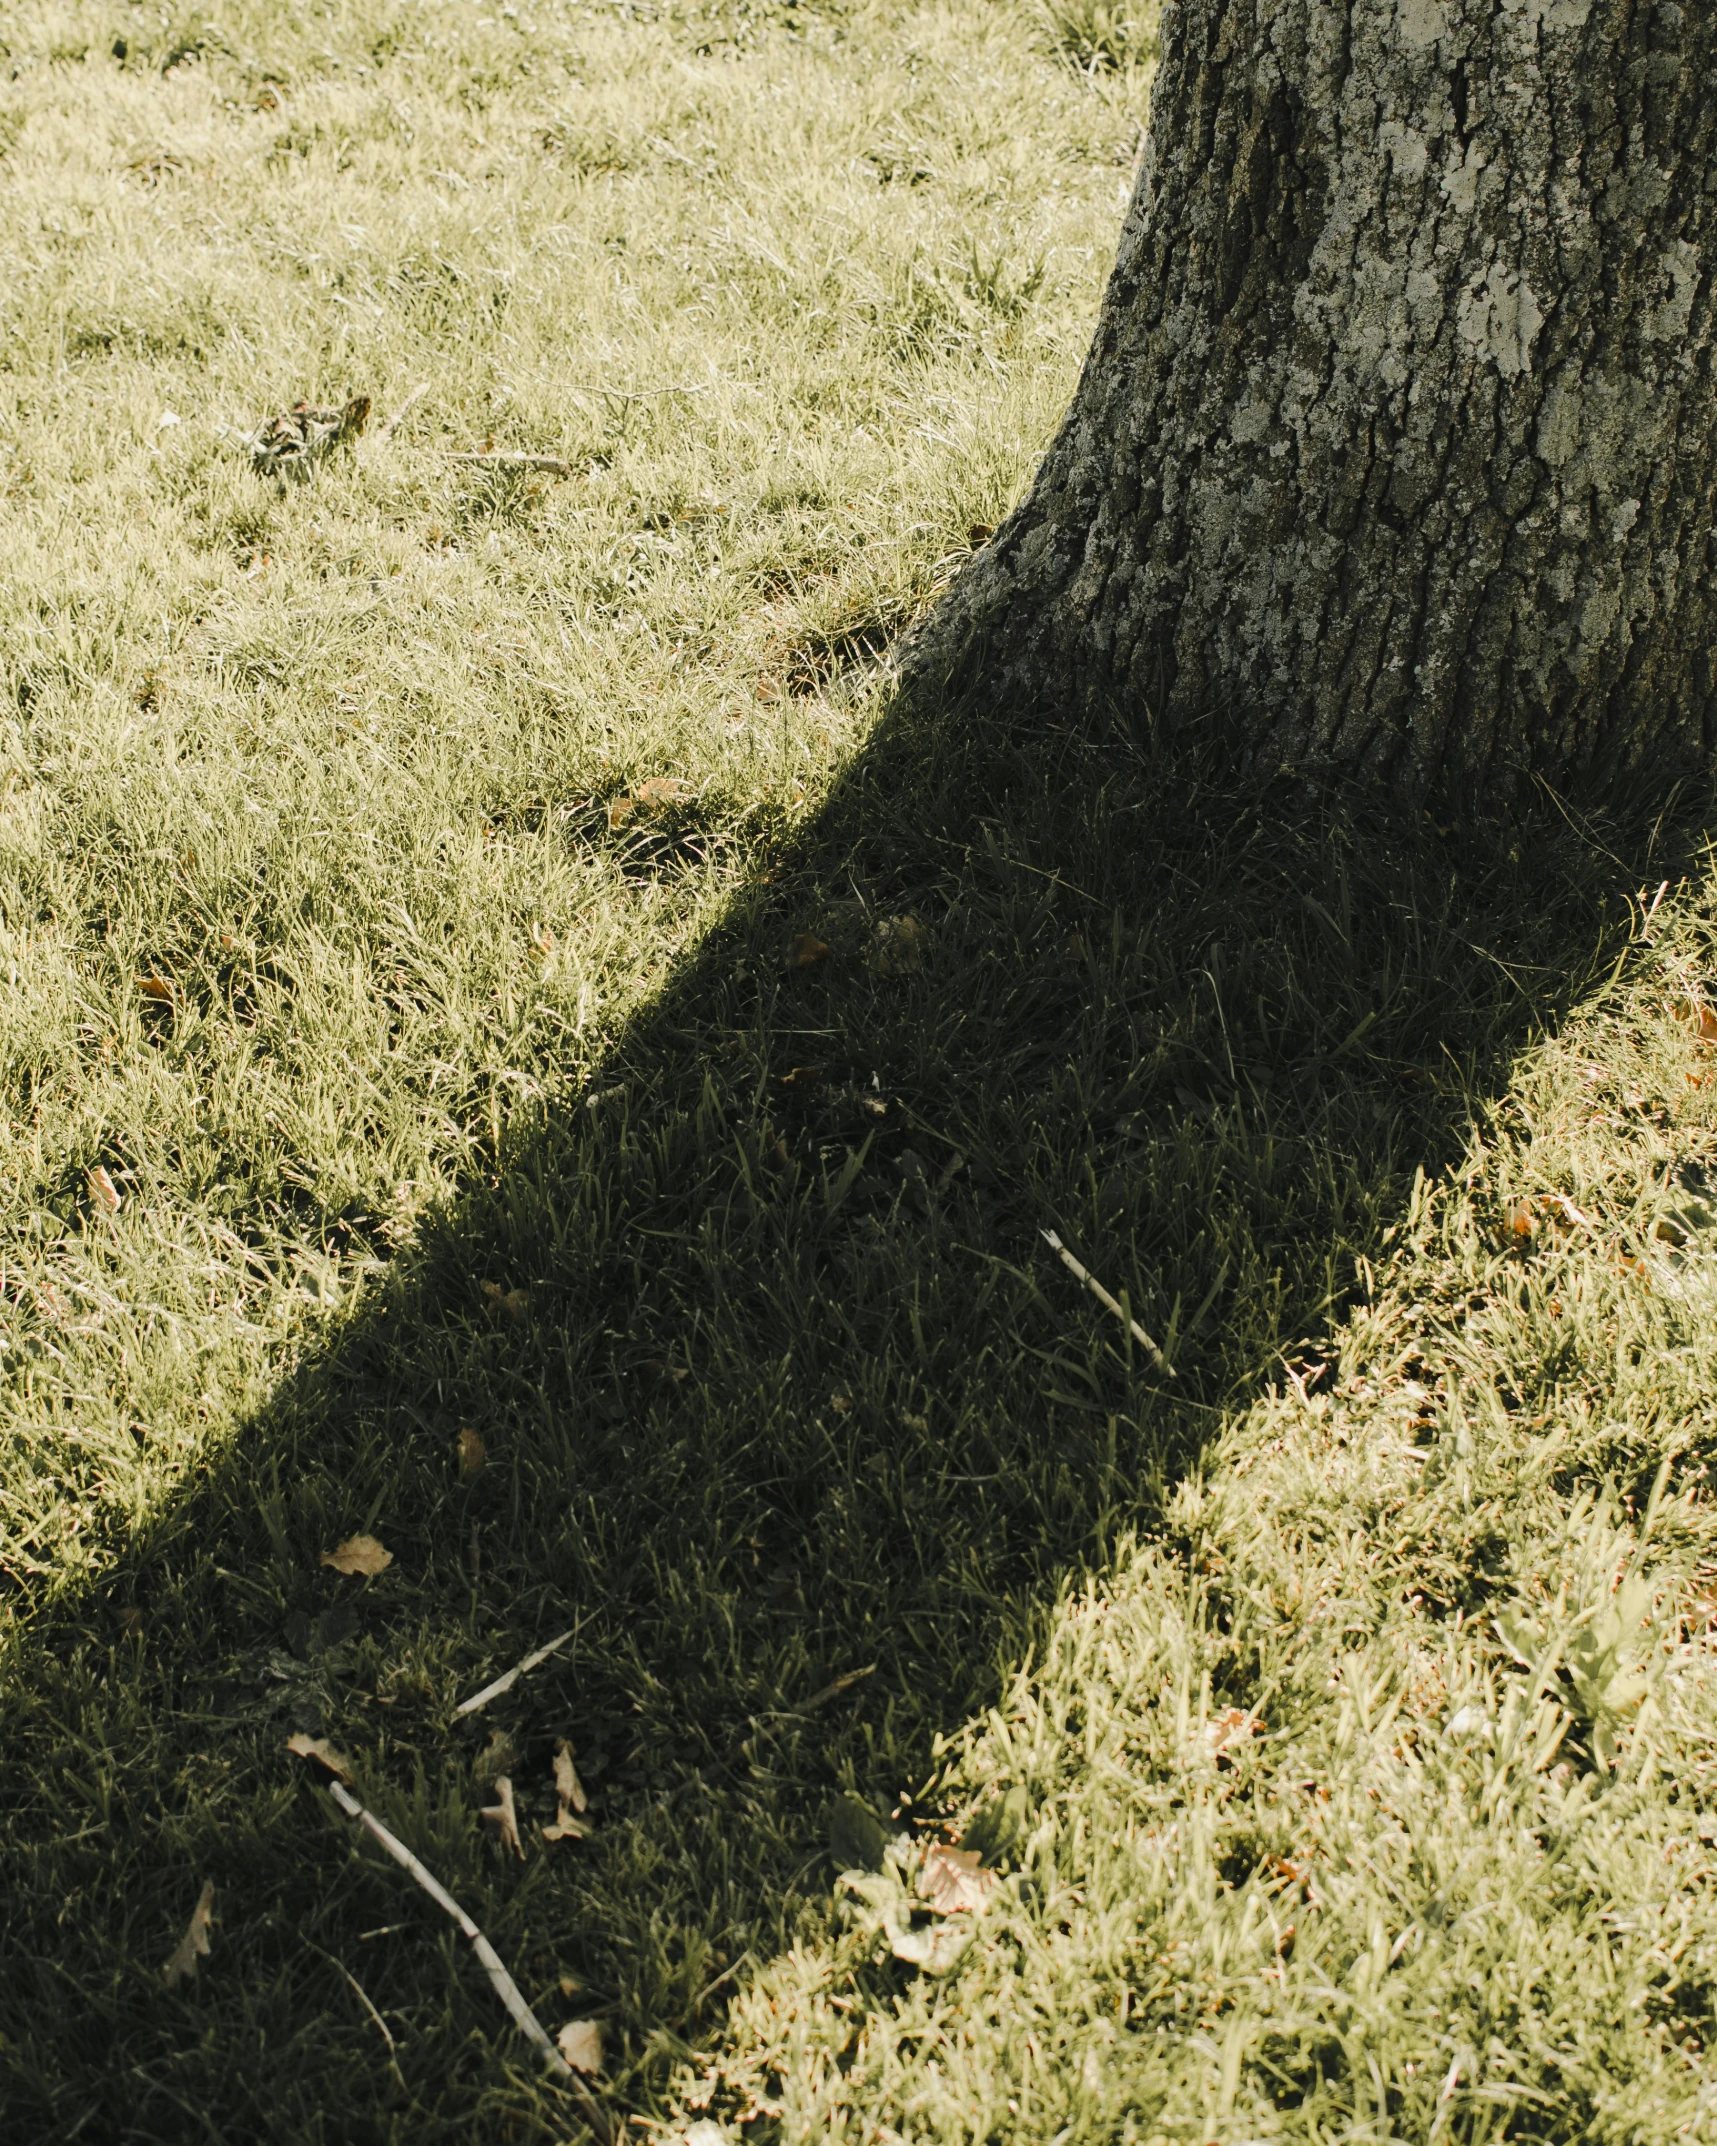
{"left": 925, "top": 0, "right": 1717, "bottom": 795}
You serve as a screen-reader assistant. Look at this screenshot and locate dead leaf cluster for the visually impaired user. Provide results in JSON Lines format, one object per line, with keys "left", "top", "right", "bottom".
{"left": 608, "top": 776, "right": 694, "bottom": 829}
{"left": 250, "top": 395, "right": 371, "bottom": 479}
{"left": 868, "top": 914, "right": 926, "bottom": 977}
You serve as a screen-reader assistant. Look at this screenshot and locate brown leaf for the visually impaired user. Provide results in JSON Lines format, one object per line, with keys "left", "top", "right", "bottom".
{"left": 1502, "top": 1198, "right": 1537, "bottom": 1242}
{"left": 557, "top": 2019, "right": 603, "bottom": 2074}
{"left": 481, "top": 1774, "right": 525, "bottom": 1859}
{"left": 320, "top": 1533, "right": 393, "bottom": 1577}
{"left": 1677, "top": 998, "right": 1717, "bottom": 1042}
{"left": 88, "top": 1165, "right": 121, "bottom": 1214}
{"left": 787, "top": 931, "right": 831, "bottom": 969}
{"left": 869, "top": 915, "right": 926, "bottom": 977}
{"left": 1205, "top": 1705, "right": 1261, "bottom": 1762}
{"left": 777, "top": 1065, "right": 822, "bottom": 1092}
{"left": 607, "top": 794, "right": 638, "bottom": 830}
{"left": 286, "top": 1732, "right": 353, "bottom": 1781}
{"left": 544, "top": 1738, "right": 592, "bottom": 1841}
{"left": 480, "top": 1281, "right": 528, "bottom": 1320}
{"left": 530, "top": 921, "right": 556, "bottom": 956}
{"left": 457, "top": 1427, "right": 487, "bottom": 1479}
{"left": 637, "top": 776, "right": 693, "bottom": 810}
{"left": 920, "top": 1842, "right": 995, "bottom": 1916}
{"left": 138, "top": 974, "right": 173, "bottom": 1002}
{"left": 553, "top": 1738, "right": 589, "bottom": 1815}
{"left": 161, "top": 1879, "right": 215, "bottom": 1988}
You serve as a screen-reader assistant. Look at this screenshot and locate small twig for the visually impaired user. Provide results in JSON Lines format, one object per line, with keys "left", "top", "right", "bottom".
{"left": 321, "top": 1778, "right": 612, "bottom": 2142}
{"left": 456, "top": 1627, "right": 577, "bottom": 1716}
{"left": 447, "top": 450, "right": 578, "bottom": 474}
{"left": 798, "top": 1663, "right": 876, "bottom": 1714}
{"left": 372, "top": 382, "right": 430, "bottom": 447}
{"left": 1041, "top": 1229, "right": 1175, "bottom": 1376}
{"left": 309, "top": 1940, "right": 407, "bottom": 2095}
{"left": 566, "top": 382, "right": 707, "bottom": 403}
{"left": 1546, "top": 1191, "right": 1598, "bottom": 1231}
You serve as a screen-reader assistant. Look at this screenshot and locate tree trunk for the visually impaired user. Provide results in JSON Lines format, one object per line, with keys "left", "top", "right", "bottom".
{"left": 927, "top": 0, "right": 1717, "bottom": 796}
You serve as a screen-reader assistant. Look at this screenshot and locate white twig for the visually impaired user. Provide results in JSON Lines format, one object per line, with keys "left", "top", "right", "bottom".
{"left": 447, "top": 450, "right": 578, "bottom": 474}
{"left": 1041, "top": 1229, "right": 1175, "bottom": 1376}
{"left": 1546, "top": 1191, "right": 1598, "bottom": 1231}
{"left": 455, "top": 1627, "right": 577, "bottom": 1716}
{"left": 322, "top": 1779, "right": 612, "bottom": 2141}
{"left": 567, "top": 382, "right": 707, "bottom": 402}
{"left": 372, "top": 382, "right": 430, "bottom": 446}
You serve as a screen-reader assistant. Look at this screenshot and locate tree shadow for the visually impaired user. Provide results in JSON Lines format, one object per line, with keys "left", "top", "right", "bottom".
{"left": 0, "top": 657, "right": 1682, "bottom": 2141}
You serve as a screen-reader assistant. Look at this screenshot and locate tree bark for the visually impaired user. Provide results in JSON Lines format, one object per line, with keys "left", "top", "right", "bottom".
{"left": 926, "top": 0, "right": 1717, "bottom": 796}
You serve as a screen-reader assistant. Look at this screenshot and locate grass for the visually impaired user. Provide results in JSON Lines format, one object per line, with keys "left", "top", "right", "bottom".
{"left": 3, "top": 2, "right": 1717, "bottom": 2141}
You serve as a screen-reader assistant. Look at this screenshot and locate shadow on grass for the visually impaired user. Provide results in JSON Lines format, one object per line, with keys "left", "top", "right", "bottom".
{"left": 0, "top": 663, "right": 1683, "bottom": 2141}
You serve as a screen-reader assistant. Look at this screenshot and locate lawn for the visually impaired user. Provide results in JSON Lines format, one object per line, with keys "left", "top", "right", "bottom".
{"left": 4, "top": 3, "right": 1717, "bottom": 2141}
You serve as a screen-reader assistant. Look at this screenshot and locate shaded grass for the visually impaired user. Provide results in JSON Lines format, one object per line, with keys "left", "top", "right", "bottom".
{"left": 0, "top": 664, "right": 1662, "bottom": 2138}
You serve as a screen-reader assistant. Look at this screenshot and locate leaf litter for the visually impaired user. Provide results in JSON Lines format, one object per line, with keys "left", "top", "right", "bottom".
{"left": 161, "top": 1880, "right": 215, "bottom": 1989}
{"left": 481, "top": 1775, "right": 525, "bottom": 1860}
{"left": 544, "top": 1738, "right": 592, "bottom": 1843}
{"left": 289, "top": 1751, "right": 611, "bottom": 2138}
{"left": 558, "top": 2018, "right": 604, "bottom": 2074}
{"left": 249, "top": 395, "right": 371, "bottom": 479}
{"left": 320, "top": 1534, "right": 393, "bottom": 1577}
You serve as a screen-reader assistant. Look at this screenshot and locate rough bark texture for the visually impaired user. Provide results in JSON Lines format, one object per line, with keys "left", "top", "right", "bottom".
{"left": 928, "top": 0, "right": 1717, "bottom": 794}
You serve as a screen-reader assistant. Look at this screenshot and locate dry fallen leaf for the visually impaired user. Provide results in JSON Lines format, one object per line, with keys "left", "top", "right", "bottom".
{"left": 481, "top": 1774, "right": 525, "bottom": 1859}
{"left": 920, "top": 1843, "right": 996, "bottom": 1916}
{"left": 869, "top": 915, "right": 925, "bottom": 977}
{"left": 637, "top": 776, "right": 693, "bottom": 810}
{"left": 286, "top": 1732, "right": 353, "bottom": 1781}
{"left": 458, "top": 1427, "right": 487, "bottom": 1479}
{"left": 480, "top": 1281, "right": 528, "bottom": 1320}
{"left": 138, "top": 974, "right": 173, "bottom": 1002}
{"left": 557, "top": 2019, "right": 603, "bottom": 2074}
{"left": 530, "top": 921, "right": 556, "bottom": 956}
{"left": 1677, "top": 998, "right": 1717, "bottom": 1042}
{"left": 320, "top": 1533, "right": 393, "bottom": 1577}
{"left": 88, "top": 1165, "right": 121, "bottom": 1214}
{"left": 544, "top": 1739, "right": 592, "bottom": 1842}
{"left": 553, "top": 1738, "right": 589, "bottom": 1815}
{"left": 778, "top": 1065, "right": 822, "bottom": 1092}
{"left": 161, "top": 1879, "right": 215, "bottom": 1989}
{"left": 1502, "top": 1198, "right": 1537, "bottom": 1242}
{"left": 787, "top": 931, "right": 831, "bottom": 969}
{"left": 606, "top": 794, "right": 638, "bottom": 829}
{"left": 1205, "top": 1705, "right": 1261, "bottom": 1762}
{"left": 249, "top": 394, "right": 370, "bottom": 477}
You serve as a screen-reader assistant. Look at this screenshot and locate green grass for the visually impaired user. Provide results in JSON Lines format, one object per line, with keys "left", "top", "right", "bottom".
{"left": 4, "top": 3, "right": 1717, "bottom": 2141}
